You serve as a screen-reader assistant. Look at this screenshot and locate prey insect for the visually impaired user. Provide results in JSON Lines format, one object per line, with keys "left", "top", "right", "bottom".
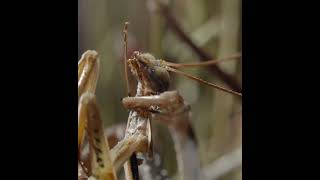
{"left": 78, "top": 22, "right": 241, "bottom": 180}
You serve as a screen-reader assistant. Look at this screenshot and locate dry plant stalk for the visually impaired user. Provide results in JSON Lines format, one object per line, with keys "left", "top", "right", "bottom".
{"left": 78, "top": 23, "right": 242, "bottom": 180}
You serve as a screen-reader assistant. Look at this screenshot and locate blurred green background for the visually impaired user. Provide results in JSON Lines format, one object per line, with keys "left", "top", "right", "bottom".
{"left": 78, "top": 0, "right": 242, "bottom": 179}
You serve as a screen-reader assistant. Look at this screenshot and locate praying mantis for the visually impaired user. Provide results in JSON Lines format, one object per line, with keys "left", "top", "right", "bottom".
{"left": 78, "top": 22, "right": 241, "bottom": 180}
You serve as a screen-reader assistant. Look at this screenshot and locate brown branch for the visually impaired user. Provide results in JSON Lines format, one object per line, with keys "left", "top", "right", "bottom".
{"left": 157, "top": 3, "right": 242, "bottom": 93}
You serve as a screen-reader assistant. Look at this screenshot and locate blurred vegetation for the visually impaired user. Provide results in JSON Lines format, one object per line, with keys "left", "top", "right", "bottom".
{"left": 78, "top": 0, "right": 242, "bottom": 179}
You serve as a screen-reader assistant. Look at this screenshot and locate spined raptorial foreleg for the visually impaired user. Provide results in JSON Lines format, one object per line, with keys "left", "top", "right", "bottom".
{"left": 78, "top": 50, "right": 100, "bottom": 99}
{"left": 78, "top": 50, "right": 100, "bottom": 152}
{"left": 79, "top": 93, "right": 117, "bottom": 180}
{"left": 78, "top": 50, "right": 101, "bottom": 178}
{"left": 122, "top": 90, "right": 204, "bottom": 180}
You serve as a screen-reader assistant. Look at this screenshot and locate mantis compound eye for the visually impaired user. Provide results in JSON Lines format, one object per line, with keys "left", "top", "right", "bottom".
{"left": 147, "top": 66, "right": 170, "bottom": 93}
{"left": 133, "top": 53, "right": 170, "bottom": 93}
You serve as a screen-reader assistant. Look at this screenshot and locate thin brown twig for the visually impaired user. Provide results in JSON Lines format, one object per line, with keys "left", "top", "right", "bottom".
{"left": 157, "top": 3, "right": 242, "bottom": 93}
{"left": 123, "top": 22, "right": 131, "bottom": 97}
{"left": 123, "top": 22, "right": 143, "bottom": 180}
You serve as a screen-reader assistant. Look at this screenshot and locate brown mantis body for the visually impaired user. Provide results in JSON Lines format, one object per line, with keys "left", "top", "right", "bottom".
{"left": 122, "top": 51, "right": 205, "bottom": 180}
{"left": 78, "top": 23, "right": 241, "bottom": 180}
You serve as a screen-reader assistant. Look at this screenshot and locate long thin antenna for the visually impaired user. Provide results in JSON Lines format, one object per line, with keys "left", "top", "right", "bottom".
{"left": 166, "top": 67, "right": 242, "bottom": 97}
{"left": 123, "top": 22, "right": 131, "bottom": 97}
{"left": 165, "top": 53, "right": 241, "bottom": 68}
